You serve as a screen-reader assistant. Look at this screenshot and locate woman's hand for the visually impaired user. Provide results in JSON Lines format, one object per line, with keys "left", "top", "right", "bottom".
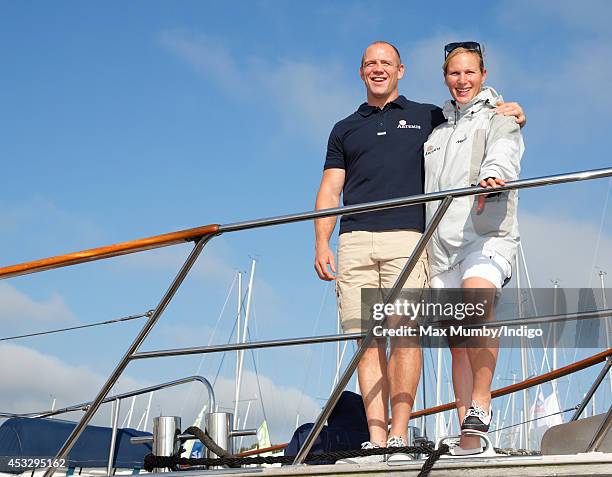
{"left": 477, "top": 177, "right": 506, "bottom": 213}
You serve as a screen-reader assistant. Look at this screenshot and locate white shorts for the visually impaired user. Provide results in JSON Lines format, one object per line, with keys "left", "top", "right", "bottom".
{"left": 430, "top": 251, "right": 512, "bottom": 290}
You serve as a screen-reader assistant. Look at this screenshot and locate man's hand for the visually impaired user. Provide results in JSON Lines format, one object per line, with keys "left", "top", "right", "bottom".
{"left": 477, "top": 177, "right": 505, "bottom": 214}
{"left": 314, "top": 245, "right": 337, "bottom": 281}
{"left": 496, "top": 101, "right": 526, "bottom": 128}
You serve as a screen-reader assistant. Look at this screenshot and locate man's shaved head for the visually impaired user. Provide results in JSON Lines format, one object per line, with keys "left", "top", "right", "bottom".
{"left": 361, "top": 41, "right": 401, "bottom": 66}
{"left": 359, "top": 41, "right": 405, "bottom": 107}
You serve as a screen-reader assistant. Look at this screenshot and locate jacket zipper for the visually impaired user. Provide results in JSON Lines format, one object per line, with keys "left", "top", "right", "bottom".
{"left": 434, "top": 105, "right": 461, "bottom": 271}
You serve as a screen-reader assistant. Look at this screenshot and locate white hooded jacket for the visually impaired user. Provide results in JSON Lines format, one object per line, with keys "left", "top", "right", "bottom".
{"left": 424, "top": 86, "right": 524, "bottom": 277}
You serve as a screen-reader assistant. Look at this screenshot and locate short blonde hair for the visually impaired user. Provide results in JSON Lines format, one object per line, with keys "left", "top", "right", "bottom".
{"left": 443, "top": 47, "right": 485, "bottom": 75}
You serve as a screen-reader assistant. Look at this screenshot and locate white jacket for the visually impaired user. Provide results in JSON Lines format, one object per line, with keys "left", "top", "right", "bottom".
{"left": 424, "top": 86, "right": 524, "bottom": 277}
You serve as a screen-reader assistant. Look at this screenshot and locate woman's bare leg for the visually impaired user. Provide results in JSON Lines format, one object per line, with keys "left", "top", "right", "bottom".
{"left": 460, "top": 276, "right": 498, "bottom": 449}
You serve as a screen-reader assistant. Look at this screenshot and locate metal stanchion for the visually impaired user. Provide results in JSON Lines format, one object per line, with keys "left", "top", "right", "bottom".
{"left": 152, "top": 417, "right": 181, "bottom": 472}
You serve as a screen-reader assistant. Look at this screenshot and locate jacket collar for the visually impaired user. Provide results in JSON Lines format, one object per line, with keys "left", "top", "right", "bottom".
{"left": 357, "top": 95, "right": 409, "bottom": 117}
{"left": 442, "top": 86, "right": 502, "bottom": 122}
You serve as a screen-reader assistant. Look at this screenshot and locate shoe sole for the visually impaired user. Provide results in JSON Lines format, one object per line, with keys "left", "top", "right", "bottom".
{"left": 460, "top": 427, "right": 489, "bottom": 435}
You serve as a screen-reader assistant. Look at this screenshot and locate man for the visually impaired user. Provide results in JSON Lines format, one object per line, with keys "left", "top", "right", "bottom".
{"left": 314, "top": 41, "right": 524, "bottom": 463}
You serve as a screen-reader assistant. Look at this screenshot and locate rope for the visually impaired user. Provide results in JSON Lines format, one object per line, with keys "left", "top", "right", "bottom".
{"left": 417, "top": 444, "right": 449, "bottom": 477}
{"left": 0, "top": 310, "right": 153, "bottom": 342}
{"left": 143, "top": 445, "right": 444, "bottom": 468}
{"left": 143, "top": 425, "right": 449, "bottom": 477}
{"left": 183, "top": 426, "right": 240, "bottom": 467}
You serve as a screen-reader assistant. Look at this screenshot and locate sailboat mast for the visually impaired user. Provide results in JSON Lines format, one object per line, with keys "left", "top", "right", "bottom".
{"left": 598, "top": 270, "right": 611, "bottom": 398}
{"left": 142, "top": 392, "right": 153, "bottom": 432}
{"left": 552, "top": 280, "right": 560, "bottom": 401}
{"left": 516, "top": 261, "right": 531, "bottom": 451}
{"left": 510, "top": 373, "right": 516, "bottom": 448}
{"left": 234, "top": 272, "right": 243, "bottom": 423}
{"left": 235, "top": 260, "right": 256, "bottom": 428}
{"left": 124, "top": 396, "right": 136, "bottom": 428}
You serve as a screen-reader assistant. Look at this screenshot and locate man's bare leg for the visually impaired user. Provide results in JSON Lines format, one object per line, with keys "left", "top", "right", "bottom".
{"left": 388, "top": 340, "right": 420, "bottom": 441}
{"left": 358, "top": 338, "right": 389, "bottom": 445}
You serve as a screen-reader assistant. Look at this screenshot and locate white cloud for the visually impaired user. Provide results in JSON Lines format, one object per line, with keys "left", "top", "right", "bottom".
{"left": 158, "top": 30, "right": 359, "bottom": 142}
{"left": 491, "top": 2, "right": 612, "bottom": 147}
{"left": 313, "top": 3, "right": 382, "bottom": 38}
{"left": 158, "top": 31, "right": 244, "bottom": 94}
{"left": 0, "top": 343, "right": 321, "bottom": 444}
{"left": 0, "top": 343, "right": 140, "bottom": 419}
{"left": 0, "top": 283, "right": 77, "bottom": 331}
{"left": 400, "top": 34, "right": 455, "bottom": 106}
{"left": 117, "top": 239, "right": 236, "bottom": 284}
{"left": 400, "top": 32, "right": 535, "bottom": 109}
{"left": 394, "top": 22, "right": 612, "bottom": 153}
{"left": 117, "top": 240, "right": 290, "bottom": 332}
{"left": 0, "top": 198, "right": 103, "bottom": 259}
{"left": 518, "top": 210, "right": 612, "bottom": 288}
{"left": 206, "top": 370, "right": 321, "bottom": 443}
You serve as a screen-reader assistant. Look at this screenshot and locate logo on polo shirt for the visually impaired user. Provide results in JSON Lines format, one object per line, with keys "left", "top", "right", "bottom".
{"left": 397, "top": 119, "right": 421, "bottom": 129}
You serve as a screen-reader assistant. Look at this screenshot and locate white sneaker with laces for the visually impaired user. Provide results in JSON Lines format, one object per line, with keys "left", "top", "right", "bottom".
{"left": 335, "top": 441, "right": 384, "bottom": 465}
{"left": 385, "top": 436, "right": 414, "bottom": 465}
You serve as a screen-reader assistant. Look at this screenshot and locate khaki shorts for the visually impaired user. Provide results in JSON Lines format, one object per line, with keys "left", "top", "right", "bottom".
{"left": 336, "top": 230, "right": 429, "bottom": 333}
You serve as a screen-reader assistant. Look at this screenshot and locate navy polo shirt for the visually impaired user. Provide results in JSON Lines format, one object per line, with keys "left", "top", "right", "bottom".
{"left": 324, "top": 95, "right": 445, "bottom": 235}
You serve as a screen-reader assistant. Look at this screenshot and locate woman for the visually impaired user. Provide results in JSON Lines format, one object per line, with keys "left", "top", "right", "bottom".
{"left": 423, "top": 42, "right": 523, "bottom": 453}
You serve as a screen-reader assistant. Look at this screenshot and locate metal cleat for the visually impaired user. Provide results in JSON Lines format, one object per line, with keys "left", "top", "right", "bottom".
{"left": 436, "top": 433, "right": 499, "bottom": 459}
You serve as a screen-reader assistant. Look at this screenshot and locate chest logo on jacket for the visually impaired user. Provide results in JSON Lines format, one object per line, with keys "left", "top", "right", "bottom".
{"left": 425, "top": 145, "right": 440, "bottom": 156}
{"left": 397, "top": 119, "right": 421, "bottom": 129}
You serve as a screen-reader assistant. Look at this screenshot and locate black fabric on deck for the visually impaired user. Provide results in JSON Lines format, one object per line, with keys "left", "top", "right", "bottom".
{"left": 284, "top": 391, "right": 369, "bottom": 464}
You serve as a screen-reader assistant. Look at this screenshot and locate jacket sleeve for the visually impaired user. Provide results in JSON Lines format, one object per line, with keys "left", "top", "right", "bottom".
{"left": 478, "top": 114, "right": 523, "bottom": 182}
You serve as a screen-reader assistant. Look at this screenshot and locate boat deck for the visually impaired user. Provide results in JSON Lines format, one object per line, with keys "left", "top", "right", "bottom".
{"left": 159, "top": 452, "right": 612, "bottom": 477}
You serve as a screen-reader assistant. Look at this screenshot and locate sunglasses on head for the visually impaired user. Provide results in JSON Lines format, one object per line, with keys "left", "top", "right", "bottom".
{"left": 444, "top": 41, "right": 482, "bottom": 59}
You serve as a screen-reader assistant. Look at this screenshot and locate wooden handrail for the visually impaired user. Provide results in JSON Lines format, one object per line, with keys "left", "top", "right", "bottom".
{"left": 235, "top": 347, "right": 612, "bottom": 455}
{"left": 0, "top": 224, "right": 219, "bottom": 280}
{"left": 410, "top": 347, "right": 612, "bottom": 419}
{"left": 237, "top": 443, "right": 289, "bottom": 457}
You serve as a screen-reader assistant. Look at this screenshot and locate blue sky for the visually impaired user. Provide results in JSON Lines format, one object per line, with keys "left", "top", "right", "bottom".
{"left": 1, "top": 1, "right": 611, "bottom": 446}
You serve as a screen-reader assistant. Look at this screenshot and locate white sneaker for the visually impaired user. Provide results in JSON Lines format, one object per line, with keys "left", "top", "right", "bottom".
{"left": 335, "top": 441, "right": 384, "bottom": 465}
{"left": 385, "top": 436, "right": 414, "bottom": 465}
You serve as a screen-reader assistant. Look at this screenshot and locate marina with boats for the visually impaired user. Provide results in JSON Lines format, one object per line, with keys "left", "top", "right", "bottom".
{"left": 0, "top": 168, "right": 611, "bottom": 476}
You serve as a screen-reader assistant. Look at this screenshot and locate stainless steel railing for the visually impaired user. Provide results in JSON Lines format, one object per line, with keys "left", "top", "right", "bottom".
{"left": 0, "top": 375, "right": 216, "bottom": 420}
{"left": 1, "top": 376, "right": 215, "bottom": 474}
{"left": 37, "top": 167, "right": 612, "bottom": 475}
